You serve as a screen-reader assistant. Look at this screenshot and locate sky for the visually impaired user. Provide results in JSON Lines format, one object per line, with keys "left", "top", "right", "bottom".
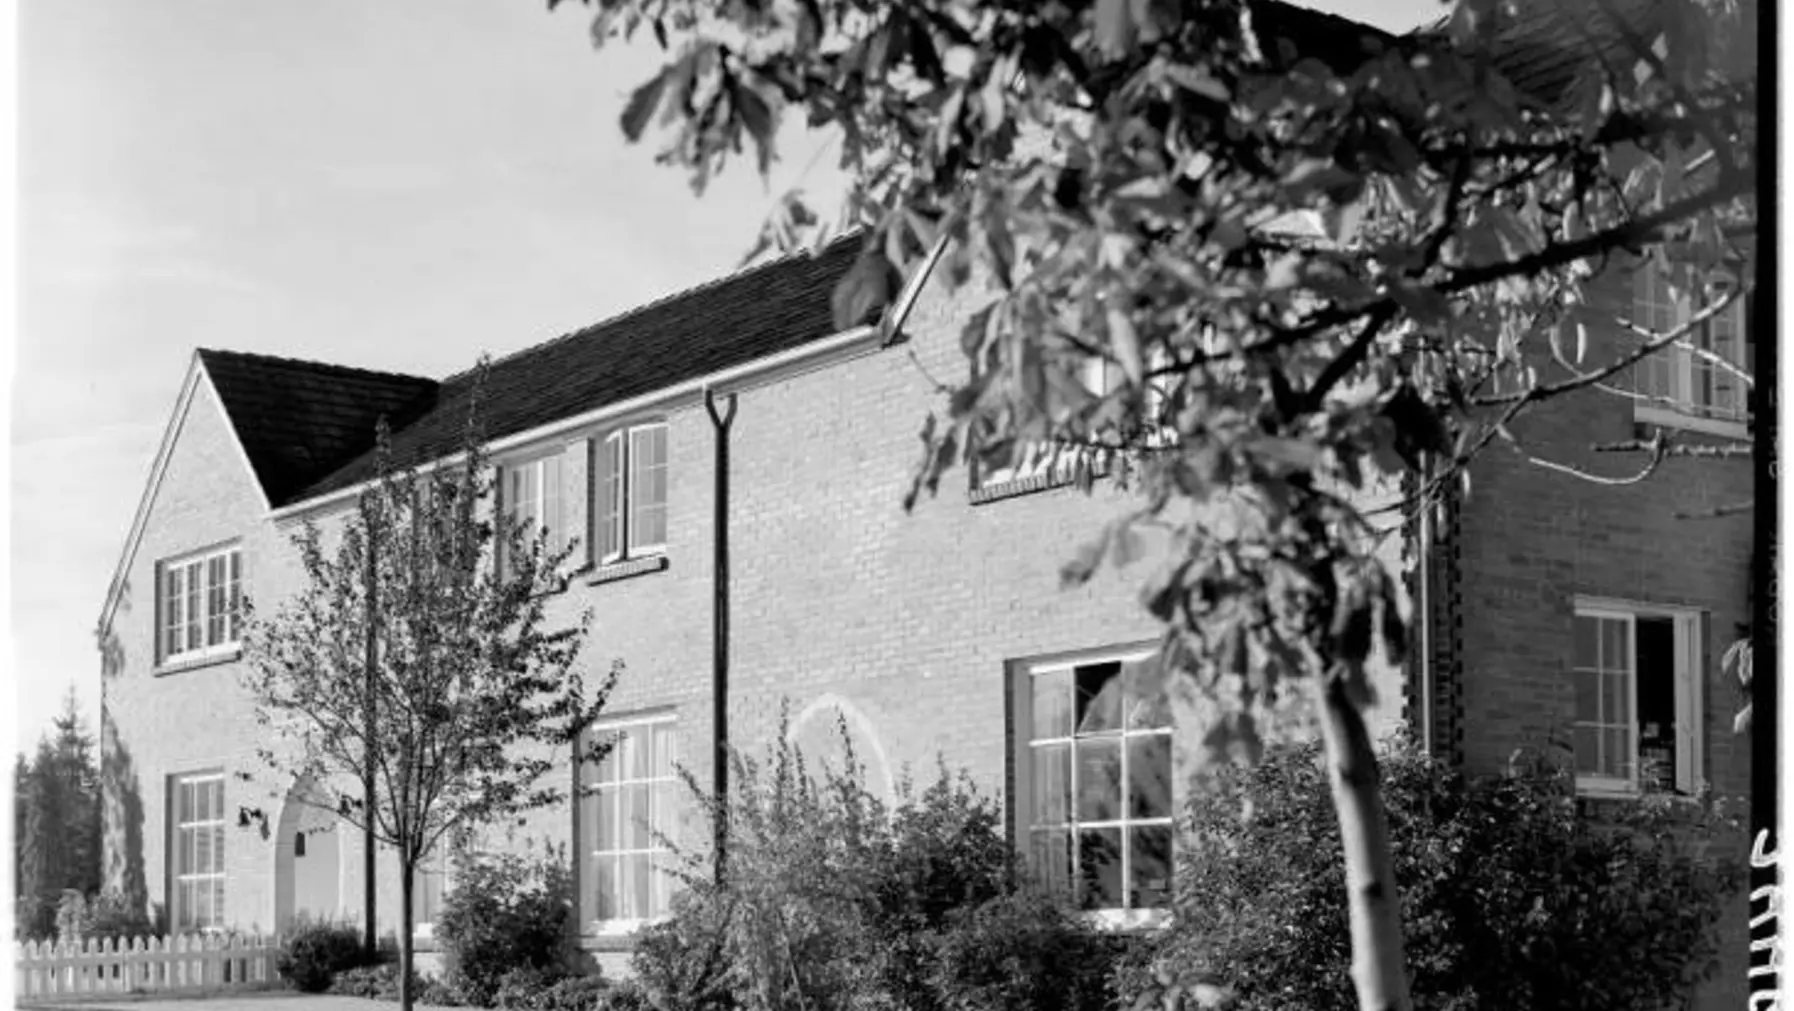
{"left": 8, "top": 0, "right": 1450, "bottom": 752}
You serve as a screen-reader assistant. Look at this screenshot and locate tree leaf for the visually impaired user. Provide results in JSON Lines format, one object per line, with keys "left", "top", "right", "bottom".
{"left": 1061, "top": 525, "right": 1113, "bottom": 588}
{"left": 620, "top": 66, "right": 672, "bottom": 143}
{"left": 733, "top": 80, "right": 778, "bottom": 175}
{"left": 831, "top": 248, "right": 898, "bottom": 330}
{"left": 1387, "top": 280, "right": 1453, "bottom": 326}
{"left": 1163, "top": 63, "right": 1230, "bottom": 102}
{"left": 1094, "top": 0, "right": 1135, "bottom": 60}
{"left": 1108, "top": 307, "right": 1144, "bottom": 387}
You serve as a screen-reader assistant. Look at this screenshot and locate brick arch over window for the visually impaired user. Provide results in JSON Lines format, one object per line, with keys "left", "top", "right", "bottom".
{"left": 786, "top": 693, "right": 894, "bottom": 804}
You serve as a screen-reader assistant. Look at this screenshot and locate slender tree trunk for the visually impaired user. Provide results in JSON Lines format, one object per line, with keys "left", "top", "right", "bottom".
{"left": 1315, "top": 671, "right": 1411, "bottom": 1011}
{"left": 399, "top": 854, "right": 416, "bottom": 1011}
{"left": 363, "top": 520, "right": 380, "bottom": 959}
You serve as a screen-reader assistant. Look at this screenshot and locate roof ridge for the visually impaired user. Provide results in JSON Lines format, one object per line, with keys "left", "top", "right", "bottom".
{"left": 440, "top": 233, "right": 863, "bottom": 386}
{"left": 197, "top": 346, "right": 437, "bottom": 386}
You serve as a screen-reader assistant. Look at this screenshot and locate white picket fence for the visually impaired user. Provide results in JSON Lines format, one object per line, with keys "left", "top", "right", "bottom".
{"left": 13, "top": 933, "right": 281, "bottom": 999}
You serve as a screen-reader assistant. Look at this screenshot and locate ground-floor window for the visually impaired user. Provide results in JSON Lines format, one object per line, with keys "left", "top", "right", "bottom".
{"left": 578, "top": 712, "right": 679, "bottom": 932}
{"left": 1571, "top": 597, "right": 1705, "bottom": 796}
{"left": 171, "top": 771, "right": 227, "bottom": 932}
{"left": 1012, "top": 648, "right": 1173, "bottom": 925}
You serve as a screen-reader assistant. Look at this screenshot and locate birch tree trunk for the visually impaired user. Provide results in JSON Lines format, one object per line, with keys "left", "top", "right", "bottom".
{"left": 1315, "top": 671, "right": 1412, "bottom": 1011}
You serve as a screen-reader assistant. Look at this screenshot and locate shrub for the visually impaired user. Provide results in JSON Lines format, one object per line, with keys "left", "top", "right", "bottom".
{"left": 635, "top": 707, "right": 1101, "bottom": 1011}
{"left": 494, "top": 965, "right": 571, "bottom": 1009}
{"left": 1123, "top": 740, "right": 1744, "bottom": 1011}
{"left": 329, "top": 964, "right": 404, "bottom": 1000}
{"left": 435, "top": 844, "right": 576, "bottom": 1007}
{"left": 278, "top": 920, "right": 369, "bottom": 993}
{"left": 328, "top": 963, "right": 461, "bottom": 1005}
{"left": 81, "top": 890, "right": 160, "bottom": 942}
{"left": 926, "top": 890, "right": 1128, "bottom": 1011}
{"left": 632, "top": 886, "right": 740, "bottom": 1011}
{"left": 495, "top": 972, "right": 619, "bottom": 1011}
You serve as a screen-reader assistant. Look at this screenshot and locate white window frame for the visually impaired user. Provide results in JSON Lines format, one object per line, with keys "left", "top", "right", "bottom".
{"left": 597, "top": 422, "right": 668, "bottom": 564}
{"left": 1011, "top": 647, "right": 1173, "bottom": 930}
{"left": 1571, "top": 596, "right": 1705, "bottom": 798}
{"left": 159, "top": 546, "right": 242, "bottom": 666}
{"left": 580, "top": 711, "right": 679, "bottom": 936}
{"left": 1631, "top": 264, "right": 1750, "bottom": 438}
{"left": 171, "top": 771, "right": 227, "bottom": 933}
{"left": 500, "top": 451, "right": 565, "bottom": 575}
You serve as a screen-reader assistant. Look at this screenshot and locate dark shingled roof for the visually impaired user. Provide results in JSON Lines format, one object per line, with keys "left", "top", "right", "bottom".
{"left": 289, "top": 234, "right": 863, "bottom": 504}
{"left": 199, "top": 4, "right": 1416, "bottom": 512}
{"left": 198, "top": 349, "right": 440, "bottom": 507}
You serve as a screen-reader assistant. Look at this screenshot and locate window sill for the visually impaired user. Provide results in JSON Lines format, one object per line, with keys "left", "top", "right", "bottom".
{"left": 587, "top": 555, "right": 670, "bottom": 586}
{"left": 154, "top": 647, "right": 243, "bottom": 677}
{"left": 1633, "top": 406, "right": 1749, "bottom": 441}
{"left": 580, "top": 917, "right": 669, "bottom": 951}
{"left": 1079, "top": 908, "right": 1171, "bottom": 933}
{"left": 972, "top": 454, "right": 1127, "bottom": 506}
{"left": 1574, "top": 785, "right": 1703, "bottom": 811}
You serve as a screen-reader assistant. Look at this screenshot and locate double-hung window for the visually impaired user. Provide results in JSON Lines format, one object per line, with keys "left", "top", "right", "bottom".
{"left": 1631, "top": 265, "right": 1751, "bottom": 432}
{"left": 596, "top": 423, "right": 668, "bottom": 563}
{"left": 502, "top": 453, "right": 565, "bottom": 576}
{"left": 1572, "top": 598, "right": 1705, "bottom": 796}
{"left": 1014, "top": 650, "right": 1173, "bottom": 924}
{"left": 579, "top": 714, "right": 679, "bottom": 932}
{"left": 171, "top": 772, "right": 227, "bottom": 932}
{"left": 159, "top": 546, "right": 242, "bottom": 665}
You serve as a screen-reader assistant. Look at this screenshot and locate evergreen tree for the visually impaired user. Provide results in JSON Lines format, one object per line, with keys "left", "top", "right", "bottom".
{"left": 13, "top": 689, "right": 105, "bottom": 940}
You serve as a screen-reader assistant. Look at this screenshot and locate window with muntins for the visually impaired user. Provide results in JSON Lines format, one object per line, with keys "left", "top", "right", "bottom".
{"left": 1014, "top": 650, "right": 1173, "bottom": 922}
{"left": 1572, "top": 598, "right": 1704, "bottom": 796}
{"left": 1631, "top": 265, "right": 1751, "bottom": 430}
{"left": 579, "top": 714, "right": 678, "bottom": 932}
{"left": 171, "top": 772, "right": 227, "bottom": 932}
{"left": 502, "top": 453, "right": 565, "bottom": 574}
{"left": 159, "top": 546, "right": 242, "bottom": 665}
{"left": 596, "top": 423, "right": 668, "bottom": 563}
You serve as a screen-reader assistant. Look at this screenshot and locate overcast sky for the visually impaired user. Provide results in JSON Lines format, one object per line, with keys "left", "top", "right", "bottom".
{"left": 9, "top": 0, "right": 1448, "bottom": 751}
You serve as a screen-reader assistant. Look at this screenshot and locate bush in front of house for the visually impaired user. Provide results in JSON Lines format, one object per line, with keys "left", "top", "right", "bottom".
{"left": 926, "top": 889, "right": 1129, "bottom": 1011}
{"left": 278, "top": 919, "right": 370, "bottom": 992}
{"left": 493, "top": 969, "right": 635, "bottom": 1011}
{"left": 328, "top": 962, "right": 463, "bottom": 1005}
{"left": 631, "top": 710, "right": 1131, "bottom": 1011}
{"left": 435, "top": 844, "right": 577, "bottom": 1007}
{"left": 1120, "top": 739, "right": 1744, "bottom": 1011}
{"left": 79, "top": 890, "right": 162, "bottom": 942}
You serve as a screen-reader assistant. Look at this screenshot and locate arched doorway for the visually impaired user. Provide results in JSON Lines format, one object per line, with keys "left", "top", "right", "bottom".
{"left": 273, "top": 777, "right": 343, "bottom": 928}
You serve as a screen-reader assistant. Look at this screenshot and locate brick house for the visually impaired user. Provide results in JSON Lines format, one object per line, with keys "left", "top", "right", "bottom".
{"left": 96, "top": 2, "right": 1753, "bottom": 1005}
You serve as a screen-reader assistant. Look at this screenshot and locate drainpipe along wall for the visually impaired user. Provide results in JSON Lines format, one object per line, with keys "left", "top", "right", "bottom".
{"left": 703, "top": 389, "right": 737, "bottom": 886}
{"left": 701, "top": 232, "right": 951, "bottom": 885}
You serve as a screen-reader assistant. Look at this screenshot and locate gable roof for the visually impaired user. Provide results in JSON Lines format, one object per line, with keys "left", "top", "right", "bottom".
{"left": 150, "top": 3, "right": 1408, "bottom": 516}
{"left": 198, "top": 349, "right": 440, "bottom": 508}
{"left": 296, "top": 234, "right": 862, "bottom": 503}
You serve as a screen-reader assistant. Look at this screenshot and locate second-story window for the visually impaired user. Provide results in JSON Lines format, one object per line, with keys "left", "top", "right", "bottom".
{"left": 1632, "top": 265, "right": 1751, "bottom": 428}
{"left": 159, "top": 545, "right": 242, "bottom": 665}
{"left": 503, "top": 453, "right": 565, "bottom": 575}
{"left": 597, "top": 422, "right": 668, "bottom": 564}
